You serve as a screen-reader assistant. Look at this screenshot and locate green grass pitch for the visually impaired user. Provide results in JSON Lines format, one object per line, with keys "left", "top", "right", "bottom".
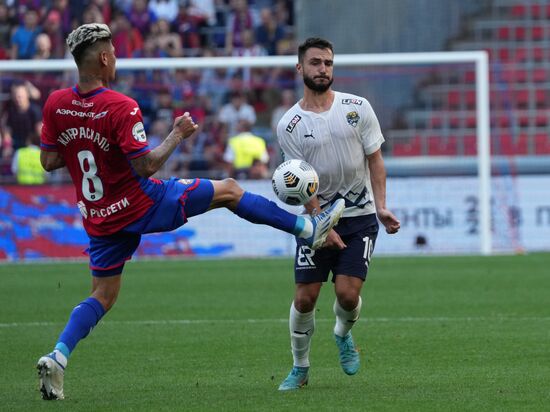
{"left": 1, "top": 254, "right": 549, "bottom": 411}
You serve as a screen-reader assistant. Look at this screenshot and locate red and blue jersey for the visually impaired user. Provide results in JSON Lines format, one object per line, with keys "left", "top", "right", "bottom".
{"left": 41, "top": 86, "right": 164, "bottom": 237}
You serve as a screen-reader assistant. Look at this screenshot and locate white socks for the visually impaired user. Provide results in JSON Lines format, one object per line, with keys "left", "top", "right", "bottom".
{"left": 52, "top": 350, "right": 68, "bottom": 369}
{"left": 333, "top": 296, "right": 362, "bottom": 337}
{"left": 296, "top": 217, "right": 314, "bottom": 239}
{"left": 289, "top": 302, "right": 315, "bottom": 368}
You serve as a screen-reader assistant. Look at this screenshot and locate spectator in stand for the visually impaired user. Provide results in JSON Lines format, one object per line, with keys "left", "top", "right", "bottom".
{"left": 190, "top": 124, "right": 223, "bottom": 175}
{"left": 14, "top": 0, "right": 45, "bottom": 23}
{"left": 188, "top": 0, "right": 216, "bottom": 26}
{"left": 176, "top": 87, "right": 207, "bottom": 127}
{"left": 136, "top": 35, "right": 167, "bottom": 58}
{"left": 10, "top": 8, "right": 41, "bottom": 59}
{"left": 51, "top": 0, "right": 73, "bottom": 36}
{"left": 223, "top": 119, "right": 269, "bottom": 179}
{"left": 42, "top": 10, "right": 66, "bottom": 58}
{"left": 33, "top": 33, "right": 52, "bottom": 59}
{"left": 276, "top": 28, "right": 295, "bottom": 55}
{"left": 172, "top": 3, "right": 202, "bottom": 55}
{"left": 225, "top": 0, "right": 255, "bottom": 55}
{"left": 271, "top": 88, "right": 295, "bottom": 136}
{"left": 151, "top": 88, "right": 176, "bottom": 124}
{"left": 1, "top": 81, "right": 42, "bottom": 156}
{"left": 274, "top": 0, "right": 293, "bottom": 26}
{"left": 198, "top": 47, "right": 228, "bottom": 112}
{"left": 229, "top": 28, "right": 266, "bottom": 88}
{"left": 255, "top": 7, "right": 285, "bottom": 56}
{"left": 233, "top": 28, "right": 266, "bottom": 58}
{"left": 148, "top": 0, "right": 179, "bottom": 23}
{"left": 88, "top": 0, "right": 112, "bottom": 26}
{"left": 111, "top": 11, "right": 144, "bottom": 58}
{"left": 186, "top": 0, "right": 216, "bottom": 48}
{"left": 152, "top": 18, "right": 183, "bottom": 57}
{"left": 218, "top": 90, "right": 256, "bottom": 138}
{"left": 248, "top": 158, "right": 269, "bottom": 179}
{"left": 82, "top": 4, "right": 105, "bottom": 24}
{"left": 127, "top": 0, "right": 157, "bottom": 36}
{"left": 11, "top": 123, "right": 46, "bottom": 185}
{"left": 0, "top": 3, "right": 15, "bottom": 59}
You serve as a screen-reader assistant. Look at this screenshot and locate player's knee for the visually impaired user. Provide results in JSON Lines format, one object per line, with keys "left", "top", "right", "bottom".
{"left": 215, "top": 178, "right": 244, "bottom": 205}
{"left": 294, "top": 293, "right": 318, "bottom": 312}
{"left": 222, "top": 178, "right": 244, "bottom": 199}
{"left": 336, "top": 292, "right": 360, "bottom": 311}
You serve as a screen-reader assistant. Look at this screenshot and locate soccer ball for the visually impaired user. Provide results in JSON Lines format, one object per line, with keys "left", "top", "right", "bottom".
{"left": 272, "top": 159, "right": 319, "bottom": 206}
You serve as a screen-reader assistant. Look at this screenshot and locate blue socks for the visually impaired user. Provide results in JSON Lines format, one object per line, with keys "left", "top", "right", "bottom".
{"left": 55, "top": 297, "right": 106, "bottom": 359}
{"left": 234, "top": 191, "right": 307, "bottom": 235}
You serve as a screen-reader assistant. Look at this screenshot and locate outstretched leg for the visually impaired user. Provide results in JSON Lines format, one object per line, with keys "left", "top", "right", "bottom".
{"left": 207, "top": 179, "right": 344, "bottom": 249}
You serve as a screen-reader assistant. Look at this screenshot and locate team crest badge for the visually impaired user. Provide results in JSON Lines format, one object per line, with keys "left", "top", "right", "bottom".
{"left": 346, "top": 111, "right": 360, "bottom": 127}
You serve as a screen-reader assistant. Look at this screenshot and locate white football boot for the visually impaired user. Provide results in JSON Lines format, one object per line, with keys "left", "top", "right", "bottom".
{"left": 304, "top": 199, "right": 345, "bottom": 249}
{"left": 37, "top": 351, "right": 66, "bottom": 400}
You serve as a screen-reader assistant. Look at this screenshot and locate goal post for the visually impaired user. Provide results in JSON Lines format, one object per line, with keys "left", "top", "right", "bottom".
{"left": 0, "top": 51, "right": 492, "bottom": 255}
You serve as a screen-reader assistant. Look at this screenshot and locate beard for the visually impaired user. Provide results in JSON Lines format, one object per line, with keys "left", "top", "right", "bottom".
{"left": 303, "top": 74, "right": 333, "bottom": 93}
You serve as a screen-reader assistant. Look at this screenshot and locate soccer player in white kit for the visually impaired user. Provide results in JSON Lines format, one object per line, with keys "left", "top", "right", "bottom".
{"left": 276, "top": 37, "right": 401, "bottom": 390}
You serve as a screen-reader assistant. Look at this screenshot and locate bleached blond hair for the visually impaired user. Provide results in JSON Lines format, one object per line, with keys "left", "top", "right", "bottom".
{"left": 66, "top": 23, "right": 112, "bottom": 57}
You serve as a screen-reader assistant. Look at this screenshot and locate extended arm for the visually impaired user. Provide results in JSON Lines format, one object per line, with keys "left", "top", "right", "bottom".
{"left": 131, "top": 112, "right": 197, "bottom": 178}
{"left": 367, "top": 149, "right": 400, "bottom": 234}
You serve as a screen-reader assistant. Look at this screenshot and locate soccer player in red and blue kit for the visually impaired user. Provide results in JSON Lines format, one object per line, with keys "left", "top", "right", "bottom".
{"left": 36, "top": 23, "right": 345, "bottom": 400}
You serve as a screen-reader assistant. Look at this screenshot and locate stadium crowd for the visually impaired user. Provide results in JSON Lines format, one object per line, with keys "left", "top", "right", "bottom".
{"left": 0, "top": 0, "right": 296, "bottom": 182}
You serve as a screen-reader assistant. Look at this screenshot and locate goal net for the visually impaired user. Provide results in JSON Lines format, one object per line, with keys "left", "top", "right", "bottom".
{"left": 2, "top": 52, "right": 515, "bottom": 260}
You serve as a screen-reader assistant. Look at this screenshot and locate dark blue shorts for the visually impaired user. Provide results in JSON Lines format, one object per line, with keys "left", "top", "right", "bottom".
{"left": 88, "top": 178, "right": 214, "bottom": 277}
{"left": 294, "top": 214, "right": 379, "bottom": 284}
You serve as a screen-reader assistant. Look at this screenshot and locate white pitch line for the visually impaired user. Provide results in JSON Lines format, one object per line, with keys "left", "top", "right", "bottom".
{"left": 1, "top": 316, "right": 550, "bottom": 328}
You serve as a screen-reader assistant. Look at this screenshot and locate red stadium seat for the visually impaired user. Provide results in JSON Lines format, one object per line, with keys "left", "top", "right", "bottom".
{"left": 447, "top": 90, "right": 461, "bottom": 108}
{"left": 511, "top": 4, "right": 526, "bottom": 17}
{"left": 465, "top": 115, "right": 476, "bottom": 129}
{"left": 535, "top": 89, "right": 547, "bottom": 107}
{"left": 532, "top": 25, "right": 544, "bottom": 41}
{"left": 514, "top": 26, "right": 526, "bottom": 41}
{"left": 531, "top": 4, "right": 542, "bottom": 18}
{"left": 518, "top": 114, "right": 529, "bottom": 127}
{"left": 495, "top": 134, "right": 528, "bottom": 155}
{"left": 427, "top": 136, "right": 458, "bottom": 155}
{"left": 392, "top": 136, "right": 422, "bottom": 156}
{"left": 449, "top": 116, "right": 461, "bottom": 129}
{"left": 533, "top": 68, "right": 547, "bottom": 83}
{"left": 533, "top": 47, "right": 544, "bottom": 62}
{"left": 497, "top": 26, "right": 510, "bottom": 40}
{"left": 496, "top": 114, "right": 510, "bottom": 128}
{"left": 515, "top": 47, "right": 528, "bottom": 62}
{"left": 514, "top": 89, "right": 530, "bottom": 108}
{"left": 535, "top": 134, "right": 550, "bottom": 154}
{"left": 535, "top": 114, "right": 548, "bottom": 127}
{"left": 497, "top": 47, "right": 511, "bottom": 62}
{"left": 465, "top": 90, "right": 476, "bottom": 108}
{"left": 464, "top": 69, "right": 476, "bottom": 84}
{"left": 463, "top": 135, "right": 477, "bottom": 156}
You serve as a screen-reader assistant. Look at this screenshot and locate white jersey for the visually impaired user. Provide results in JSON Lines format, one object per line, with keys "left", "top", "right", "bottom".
{"left": 277, "top": 91, "right": 384, "bottom": 217}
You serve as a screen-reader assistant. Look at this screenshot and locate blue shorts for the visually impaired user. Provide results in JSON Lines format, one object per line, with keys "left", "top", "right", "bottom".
{"left": 88, "top": 178, "right": 214, "bottom": 277}
{"left": 294, "top": 214, "right": 379, "bottom": 284}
